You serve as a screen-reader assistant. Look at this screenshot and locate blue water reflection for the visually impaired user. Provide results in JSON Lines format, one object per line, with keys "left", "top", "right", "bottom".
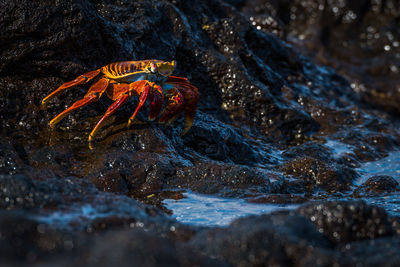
{"left": 164, "top": 191, "right": 299, "bottom": 226}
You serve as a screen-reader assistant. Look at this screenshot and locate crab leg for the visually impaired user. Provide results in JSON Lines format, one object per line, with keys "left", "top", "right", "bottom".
{"left": 49, "top": 78, "right": 109, "bottom": 128}
{"left": 165, "top": 76, "right": 190, "bottom": 83}
{"left": 88, "top": 79, "right": 164, "bottom": 142}
{"left": 88, "top": 93, "right": 130, "bottom": 145}
{"left": 101, "top": 81, "right": 163, "bottom": 131}
{"left": 148, "top": 84, "right": 163, "bottom": 121}
{"left": 42, "top": 69, "right": 101, "bottom": 105}
{"left": 126, "top": 80, "right": 151, "bottom": 128}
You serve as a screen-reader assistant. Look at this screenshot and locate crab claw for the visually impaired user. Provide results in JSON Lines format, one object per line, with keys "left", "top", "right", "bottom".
{"left": 148, "top": 84, "right": 163, "bottom": 121}
{"left": 180, "top": 83, "right": 199, "bottom": 135}
{"left": 158, "top": 87, "right": 184, "bottom": 125}
{"left": 164, "top": 77, "right": 199, "bottom": 135}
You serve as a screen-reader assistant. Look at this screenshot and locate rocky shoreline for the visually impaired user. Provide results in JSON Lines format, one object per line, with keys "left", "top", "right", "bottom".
{"left": 1, "top": 0, "right": 400, "bottom": 265}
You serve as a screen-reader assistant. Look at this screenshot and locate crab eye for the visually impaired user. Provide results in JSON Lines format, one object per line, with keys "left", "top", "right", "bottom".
{"left": 150, "top": 63, "right": 157, "bottom": 73}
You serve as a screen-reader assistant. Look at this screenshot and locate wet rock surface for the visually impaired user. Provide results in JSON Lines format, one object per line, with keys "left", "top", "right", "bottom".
{"left": 355, "top": 175, "right": 400, "bottom": 195}
{"left": 239, "top": 0, "right": 400, "bottom": 114}
{"left": 298, "top": 201, "right": 394, "bottom": 244}
{"left": 1, "top": 0, "right": 400, "bottom": 265}
{"left": 280, "top": 156, "right": 356, "bottom": 192}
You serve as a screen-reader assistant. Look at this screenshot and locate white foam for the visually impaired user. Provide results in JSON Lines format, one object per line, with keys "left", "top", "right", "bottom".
{"left": 356, "top": 151, "right": 400, "bottom": 185}
{"left": 325, "top": 139, "right": 353, "bottom": 157}
{"left": 164, "top": 191, "right": 299, "bottom": 226}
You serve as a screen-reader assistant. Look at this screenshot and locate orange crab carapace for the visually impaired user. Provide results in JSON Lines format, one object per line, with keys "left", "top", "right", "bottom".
{"left": 42, "top": 60, "right": 199, "bottom": 147}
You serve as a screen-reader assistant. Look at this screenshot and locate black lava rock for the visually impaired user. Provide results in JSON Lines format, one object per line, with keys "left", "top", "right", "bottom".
{"left": 355, "top": 175, "right": 400, "bottom": 195}
{"left": 1, "top": 0, "right": 400, "bottom": 265}
{"left": 298, "top": 201, "right": 394, "bottom": 244}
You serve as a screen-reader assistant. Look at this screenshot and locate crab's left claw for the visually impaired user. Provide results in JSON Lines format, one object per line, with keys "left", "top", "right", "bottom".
{"left": 159, "top": 87, "right": 184, "bottom": 125}
{"left": 165, "top": 77, "right": 199, "bottom": 135}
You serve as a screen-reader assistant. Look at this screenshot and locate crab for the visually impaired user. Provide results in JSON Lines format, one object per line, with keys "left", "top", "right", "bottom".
{"left": 41, "top": 60, "right": 199, "bottom": 147}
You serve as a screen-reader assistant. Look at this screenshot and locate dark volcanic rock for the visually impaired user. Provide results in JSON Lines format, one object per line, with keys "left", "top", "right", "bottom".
{"left": 0, "top": 210, "right": 204, "bottom": 266}
{"left": 280, "top": 156, "right": 355, "bottom": 192}
{"left": 337, "top": 236, "right": 400, "bottom": 266}
{"left": 62, "top": 228, "right": 226, "bottom": 267}
{"left": 182, "top": 114, "right": 264, "bottom": 165}
{"left": 0, "top": 173, "right": 189, "bottom": 237}
{"left": 0, "top": 174, "right": 93, "bottom": 211}
{"left": 2, "top": 201, "right": 400, "bottom": 266}
{"left": 174, "top": 161, "right": 272, "bottom": 196}
{"left": 241, "top": 0, "right": 400, "bottom": 114}
{"left": 190, "top": 205, "right": 400, "bottom": 266}
{"left": 192, "top": 211, "right": 335, "bottom": 266}
{"left": 391, "top": 217, "right": 400, "bottom": 236}
{"left": 1, "top": 0, "right": 400, "bottom": 265}
{"left": 0, "top": 211, "right": 75, "bottom": 263}
{"left": 298, "top": 201, "right": 394, "bottom": 244}
{"left": 0, "top": 139, "right": 24, "bottom": 175}
{"left": 355, "top": 175, "right": 400, "bottom": 195}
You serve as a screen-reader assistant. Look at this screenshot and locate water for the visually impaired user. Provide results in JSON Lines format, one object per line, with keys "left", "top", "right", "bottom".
{"left": 324, "top": 140, "right": 400, "bottom": 185}
{"left": 164, "top": 191, "right": 299, "bottom": 226}
{"left": 165, "top": 151, "right": 400, "bottom": 226}
{"left": 34, "top": 205, "right": 109, "bottom": 228}
{"left": 362, "top": 193, "right": 400, "bottom": 215}
{"left": 353, "top": 150, "right": 400, "bottom": 216}
{"left": 356, "top": 151, "right": 400, "bottom": 185}
{"left": 32, "top": 150, "right": 400, "bottom": 228}
{"left": 33, "top": 196, "right": 150, "bottom": 230}
{"left": 325, "top": 139, "right": 354, "bottom": 158}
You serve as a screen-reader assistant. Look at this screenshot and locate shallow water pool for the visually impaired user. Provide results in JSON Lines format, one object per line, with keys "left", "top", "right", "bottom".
{"left": 357, "top": 151, "right": 400, "bottom": 185}
{"left": 355, "top": 151, "right": 400, "bottom": 216}
{"left": 164, "top": 191, "right": 300, "bottom": 226}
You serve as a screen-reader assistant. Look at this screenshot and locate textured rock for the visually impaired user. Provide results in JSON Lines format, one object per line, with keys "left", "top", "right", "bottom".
{"left": 192, "top": 211, "right": 334, "bottom": 266}
{"left": 1, "top": 0, "right": 400, "bottom": 265}
{"left": 355, "top": 175, "right": 400, "bottom": 195}
{"left": 298, "top": 201, "right": 394, "bottom": 244}
{"left": 281, "top": 156, "right": 355, "bottom": 192}
{"left": 240, "top": 0, "right": 400, "bottom": 114}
